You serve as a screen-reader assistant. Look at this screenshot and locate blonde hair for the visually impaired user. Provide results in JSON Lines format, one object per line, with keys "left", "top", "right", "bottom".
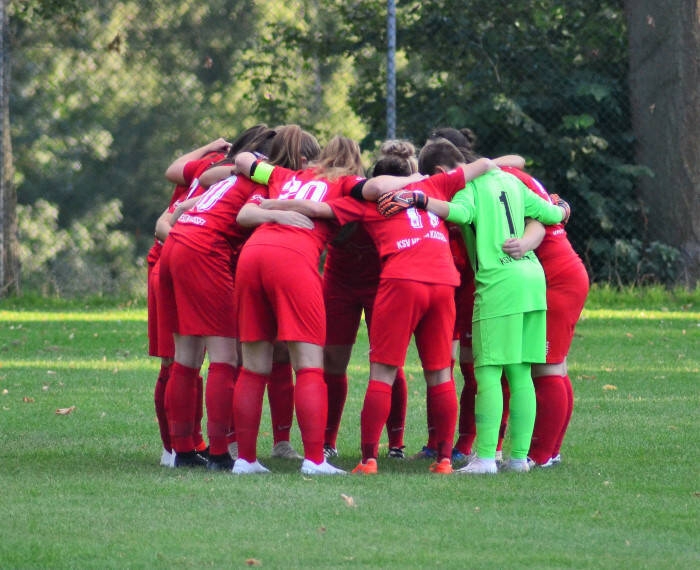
{"left": 311, "top": 136, "right": 365, "bottom": 180}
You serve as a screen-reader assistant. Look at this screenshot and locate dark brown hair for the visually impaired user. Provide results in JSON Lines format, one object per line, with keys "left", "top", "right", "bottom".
{"left": 417, "top": 138, "right": 464, "bottom": 175}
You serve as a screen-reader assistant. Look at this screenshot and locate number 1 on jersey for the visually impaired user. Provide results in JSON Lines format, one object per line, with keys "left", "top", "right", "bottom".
{"left": 498, "top": 191, "right": 516, "bottom": 237}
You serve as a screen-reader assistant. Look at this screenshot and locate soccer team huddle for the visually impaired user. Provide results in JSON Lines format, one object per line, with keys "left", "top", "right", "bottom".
{"left": 147, "top": 123, "right": 589, "bottom": 476}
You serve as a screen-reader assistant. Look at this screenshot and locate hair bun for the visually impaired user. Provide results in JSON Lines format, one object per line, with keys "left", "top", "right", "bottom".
{"left": 379, "top": 139, "right": 416, "bottom": 160}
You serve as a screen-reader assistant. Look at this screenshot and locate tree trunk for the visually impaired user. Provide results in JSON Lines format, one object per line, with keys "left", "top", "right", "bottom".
{"left": 0, "top": 0, "right": 20, "bottom": 296}
{"left": 625, "top": 0, "right": 700, "bottom": 286}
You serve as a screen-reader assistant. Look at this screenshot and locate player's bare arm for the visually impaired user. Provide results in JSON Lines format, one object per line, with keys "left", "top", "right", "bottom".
{"left": 259, "top": 199, "right": 334, "bottom": 219}
{"left": 361, "top": 172, "right": 427, "bottom": 201}
{"left": 237, "top": 202, "right": 314, "bottom": 229}
{"left": 493, "top": 155, "right": 526, "bottom": 169}
{"left": 199, "top": 164, "right": 236, "bottom": 188}
{"left": 502, "top": 219, "right": 546, "bottom": 259}
{"left": 165, "top": 137, "right": 231, "bottom": 185}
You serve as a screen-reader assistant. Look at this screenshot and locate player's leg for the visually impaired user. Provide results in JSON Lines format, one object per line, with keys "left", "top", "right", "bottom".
{"left": 288, "top": 341, "right": 345, "bottom": 475}
{"left": 232, "top": 340, "right": 273, "bottom": 474}
{"left": 268, "top": 342, "right": 302, "bottom": 459}
{"left": 386, "top": 366, "right": 408, "bottom": 456}
{"left": 529, "top": 361, "right": 568, "bottom": 466}
{"left": 354, "top": 363, "right": 397, "bottom": 474}
{"left": 322, "top": 343, "right": 353, "bottom": 457}
{"left": 415, "top": 283, "right": 457, "bottom": 472}
{"left": 202, "top": 336, "right": 237, "bottom": 469}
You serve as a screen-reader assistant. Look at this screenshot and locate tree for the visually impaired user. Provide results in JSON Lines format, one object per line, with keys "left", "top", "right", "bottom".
{"left": 1, "top": 0, "right": 86, "bottom": 297}
{"left": 625, "top": 0, "right": 700, "bottom": 285}
{"left": 1, "top": 0, "right": 19, "bottom": 295}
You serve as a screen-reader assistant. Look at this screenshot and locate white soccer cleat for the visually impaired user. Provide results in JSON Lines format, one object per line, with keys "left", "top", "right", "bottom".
{"left": 160, "top": 448, "right": 175, "bottom": 468}
{"left": 504, "top": 458, "right": 530, "bottom": 472}
{"left": 527, "top": 456, "right": 555, "bottom": 469}
{"left": 300, "top": 459, "right": 347, "bottom": 475}
{"left": 271, "top": 441, "right": 303, "bottom": 460}
{"left": 455, "top": 456, "right": 498, "bottom": 475}
{"left": 231, "top": 458, "right": 271, "bottom": 475}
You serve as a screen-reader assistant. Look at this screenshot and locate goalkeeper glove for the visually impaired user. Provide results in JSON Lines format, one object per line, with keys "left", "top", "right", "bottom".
{"left": 550, "top": 194, "right": 571, "bottom": 225}
{"left": 377, "top": 190, "right": 429, "bottom": 217}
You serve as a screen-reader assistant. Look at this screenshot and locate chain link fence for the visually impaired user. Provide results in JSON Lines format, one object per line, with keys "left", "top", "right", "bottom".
{"left": 10, "top": 1, "right": 684, "bottom": 296}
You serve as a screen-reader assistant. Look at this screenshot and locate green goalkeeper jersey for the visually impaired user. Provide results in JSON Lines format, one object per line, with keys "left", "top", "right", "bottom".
{"left": 446, "top": 169, "right": 564, "bottom": 321}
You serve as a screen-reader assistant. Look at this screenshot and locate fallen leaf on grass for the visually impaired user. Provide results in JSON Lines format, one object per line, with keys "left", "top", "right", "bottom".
{"left": 625, "top": 332, "right": 633, "bottom": 338}
{"left": 2, "top": 389, "right": 9, "bottom": 395}
{"left": 340, "top": 494, "right": 356, "bottom": 507}
{"left": 47, "top": 370, "right": 56, "bottom": 375}
{"left": 245, "top": 559, "right": 262, "bottom": 566}
{"left": 602, "top": 384, "right": 617, "bottom": 391}
{"left": 22, "top": 397, "right": 35, "bottom": 403}
{"left": 55, "top": 406, "right": 76, "bottom": 415}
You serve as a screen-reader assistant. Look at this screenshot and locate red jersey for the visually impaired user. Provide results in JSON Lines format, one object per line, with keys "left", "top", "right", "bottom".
{"left": 323, "top": 223, "right": 381, "bottom": 288}
{"left": 146, "top": 151, "right": 225, "bottom": 265}
{"left": 167, "top": 174, "right": 260, "bottom": 255}
{"left": 499, "top": 166, "right": 575, "bottom": 265}
{"left": 328, "top": 170, "right": 466, "bottom": 286}
{"left": 244, "top": 166, "right": 365, "bottom": 261}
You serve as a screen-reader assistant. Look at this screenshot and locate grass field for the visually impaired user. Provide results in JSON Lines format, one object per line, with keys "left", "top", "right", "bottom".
{"left": 0, "top": 286, "right": 698, "bottom": 569}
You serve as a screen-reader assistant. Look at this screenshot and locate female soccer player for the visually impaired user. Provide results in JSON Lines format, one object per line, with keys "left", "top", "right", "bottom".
{"left": 257, "top": 151, "right": 496, "bottom": 474}
{"left": 498, "top": 166, "right": 589, "bottom": 467}
{"left": 321, "top": 140, "right": 417, "bottom": 460}
{"left": 149, "top": 137, "right": 230, "bottom": 466}
{"left": 158, "top": 126, "right": 314, "bottom": 469}
{"left": 231, "top": 134, "right": 369, "bottom": 476}
{"left": 384, "top": 138, "right": 568, "bottom": 474}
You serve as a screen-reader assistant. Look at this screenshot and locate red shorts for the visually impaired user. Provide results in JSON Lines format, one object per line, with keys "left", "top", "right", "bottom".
{"left": 158, "top": 238, "right": 237, "bottom": 338}
{"left": 147, "top": 259, "right": 160, "bottom": 356}
{"left": 323, "top": 273, "right": 377, "bottom": 345}
{"left": 369, "top": 278, "right": 455, "bottom": 370}
{"left": 543, "top": 257, "right": 589, "bottom": 362}
{"left": 454, "top": 275, "right": 475, "bottom": 347}
{"left": 235, "top": 245, "right": 325, "bottom": 345}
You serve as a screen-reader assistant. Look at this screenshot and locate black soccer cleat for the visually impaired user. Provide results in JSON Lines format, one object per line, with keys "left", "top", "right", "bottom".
{"left": 173, "top": 450, "right": 208, "bottom": 468}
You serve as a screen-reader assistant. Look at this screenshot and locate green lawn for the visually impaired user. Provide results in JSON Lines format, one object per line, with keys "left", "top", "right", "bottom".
{"left": 0, "top": 287, "right": 698, "bottom": 569}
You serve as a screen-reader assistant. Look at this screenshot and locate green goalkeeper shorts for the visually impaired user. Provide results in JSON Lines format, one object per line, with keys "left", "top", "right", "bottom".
{"left": 472, "top": 310, "right": 547, "bottom": 367}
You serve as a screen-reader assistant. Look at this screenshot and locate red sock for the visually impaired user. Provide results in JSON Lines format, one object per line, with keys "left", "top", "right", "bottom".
{"left": 497, "top": 375, "right": 510, "bottom": 452}
{"left": 268, "top": 361, "right": 294, "bottom": 444}
{"left": 193, "top": 374, "right": 206, "bottom": 451}
{"left": 455, "top": 361, "right": 476, "bottom": 454}
{"left": 360, "top": 380, "right": 392, "bottom": 461}
{"left": 232, "top": 368, "right": 268, "bottom": 462}
{"left": 428, "top": 380, "right": 458, "bottom": 461}
{"left": 386, "top": 368, "right": 407, "bottom": 449}
{"left": 154, "top": 362, "right": 172, "bottom": 452}
{"left": 204, "top": 362, "right": 236, "bottom": 455}
{"left": 529, "top": 374, "right": 568, "bottom": 464}
{"left": 295, "top": 368, "right": 327, "bottom": 464}
{"left": 426, "top": 391, "right": 437, "bottom": 450}
{"left": 227, "top": 366, "right": 240, "bottom": 445}
{"left": 324, "top": 372, "right": 348, "bottom": 448}
{"left": 552, "top": 374, "right": 574, "bottom": 457}
{"left": 165, "top": 362, "right": 199, "bottom": 453}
